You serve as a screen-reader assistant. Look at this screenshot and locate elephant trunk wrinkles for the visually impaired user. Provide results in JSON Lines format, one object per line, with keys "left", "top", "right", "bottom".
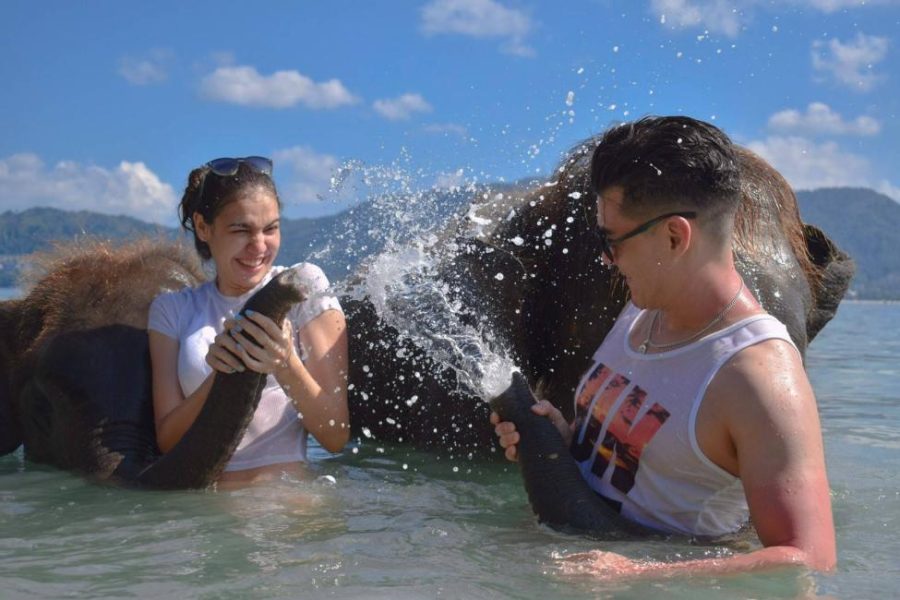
{"left": 490, "top": 372, "right": 648, "bottom": 538}
{"left": 136, "top": 269, "right": 306, "bottom": 489}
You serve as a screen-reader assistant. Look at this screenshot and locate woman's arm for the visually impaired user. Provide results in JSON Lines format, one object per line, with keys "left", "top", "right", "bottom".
{"left": 282, "top": 309, "right": 349, "bottom": 452}
{"left": 149, "top": 329, "right": 247, "bottom": 453}
{"left": 150, "top": 331, "right": 213, "bottom": 453}
{"left": 226, "top": 308, "right": 350, "bottom": 453}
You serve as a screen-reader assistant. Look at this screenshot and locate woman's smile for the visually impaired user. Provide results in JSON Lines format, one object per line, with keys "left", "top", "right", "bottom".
{"left": 195, "top": 189, "right": 282, "bottom": 296}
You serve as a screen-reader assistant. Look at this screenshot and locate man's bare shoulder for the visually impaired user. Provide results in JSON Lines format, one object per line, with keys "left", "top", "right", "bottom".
{"left": 705, "top": 337, "right": 816, "bottom": 426}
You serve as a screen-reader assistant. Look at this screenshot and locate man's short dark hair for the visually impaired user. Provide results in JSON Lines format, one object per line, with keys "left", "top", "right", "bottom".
{"left": 589, "top": 116, "right": 742, "bottom": 234}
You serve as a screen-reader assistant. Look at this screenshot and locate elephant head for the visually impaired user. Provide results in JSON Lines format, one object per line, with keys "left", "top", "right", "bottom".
{"left": 343, "top": 139, "right": 854, "bottom": 452}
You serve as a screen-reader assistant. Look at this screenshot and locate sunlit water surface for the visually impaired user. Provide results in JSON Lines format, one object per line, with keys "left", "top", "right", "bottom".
{"left": 1, "top": 296, "right": 898, "bottom": 599}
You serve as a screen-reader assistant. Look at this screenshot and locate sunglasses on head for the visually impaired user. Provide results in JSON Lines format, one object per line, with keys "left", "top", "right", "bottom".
{"left": 596, "top": 211, "right": 697, "bottom": 263}
{"left": 198, "top": 156, "right": 273, "bottom": 206}
{"left": 205, "top": 156, "right": 273, "bottom": 177}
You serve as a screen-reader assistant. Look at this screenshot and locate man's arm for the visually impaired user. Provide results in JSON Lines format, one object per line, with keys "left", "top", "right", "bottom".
{"left": 560, "top": 339, "right": 836, "bottom": 579}
{"left": 725, "top": 339, "right": 836, "bottom": 572}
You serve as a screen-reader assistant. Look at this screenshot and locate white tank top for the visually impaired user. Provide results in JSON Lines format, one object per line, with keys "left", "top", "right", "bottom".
{"left": 570, "top": 302, "right": 797, "bottom": 537}
{"left": 148, "top": 263, "right": 342, "bottom": 472}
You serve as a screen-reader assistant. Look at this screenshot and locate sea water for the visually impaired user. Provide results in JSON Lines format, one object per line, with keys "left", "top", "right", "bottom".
{"left": 1, "top": 290, "right": 899, "bottom": 597}
{"left": 1, "top": 186, "right": 898, "bottom": 598}
{"left": 3, "top": 173, "right": 900, "bottom": 597}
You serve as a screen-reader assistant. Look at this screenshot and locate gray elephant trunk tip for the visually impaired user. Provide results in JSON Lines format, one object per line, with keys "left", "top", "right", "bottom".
{"left": 490, "top": 370, "right": 653, "bottom": 539}
{"left": 240, "top": 268, "right": 307, "bottom": 319}
{"left": 489, "top": 371, "right": 534, "bottom": 421}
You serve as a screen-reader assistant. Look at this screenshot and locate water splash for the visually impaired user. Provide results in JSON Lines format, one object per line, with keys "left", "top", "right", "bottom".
{"left": 318, "top": 159, "right": 520, "bottom": 401}
{"left": 346, "top": 236, "right": 518, "bottom": 400}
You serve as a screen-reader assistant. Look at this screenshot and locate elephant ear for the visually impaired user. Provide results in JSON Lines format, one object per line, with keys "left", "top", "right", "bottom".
{"left": 0, "top": 300, "right": 24, "bottom": 455}
{"left": 803, "top": 224, "right": 855, "bottom": 343}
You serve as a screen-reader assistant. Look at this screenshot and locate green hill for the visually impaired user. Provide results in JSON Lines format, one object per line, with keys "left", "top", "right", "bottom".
{"left": 0, "top": 190, "right": 468, "bottom": 288}
{"left": 797, "top": 188, "right": 900, "bottom": 300}
{"left": 2, "top": 187, "right": 899, "bottom": 298}
{"left": 0, "top": 207, "right": 178, "bottom": 287}
{"left": 0, "top": 207, "right": 176, "bottom": 255}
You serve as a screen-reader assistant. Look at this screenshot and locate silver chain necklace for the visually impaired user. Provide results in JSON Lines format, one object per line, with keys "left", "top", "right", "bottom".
{"left": 637, "top": 280, "right": 745, "bottom": 354}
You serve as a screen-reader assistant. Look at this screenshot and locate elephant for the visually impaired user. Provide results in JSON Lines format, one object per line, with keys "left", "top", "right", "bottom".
{"left": 0, "top": 138, "right": 853, "bottom": 491}
{"left": 341, "top": 141, "right": 855, "bottom": 462}
{"left": 0, "top": 241, "right": 307, "bottom": 488}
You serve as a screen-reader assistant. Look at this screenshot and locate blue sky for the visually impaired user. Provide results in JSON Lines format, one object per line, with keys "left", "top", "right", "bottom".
{"left": 1, "top": 0, "right": 898, "bottom": 224}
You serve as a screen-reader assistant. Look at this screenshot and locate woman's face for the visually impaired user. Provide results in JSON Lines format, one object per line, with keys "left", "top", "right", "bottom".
{"left": 194, "top": 188, "right": 281, "bottom": 296}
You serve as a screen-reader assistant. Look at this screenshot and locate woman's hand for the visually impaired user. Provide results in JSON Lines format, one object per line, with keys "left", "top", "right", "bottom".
{"left": 228, "top": 310, "right": 296, "bottom": 374}
{"left": 206, "top": 310, "right": 296, "bottom": 375}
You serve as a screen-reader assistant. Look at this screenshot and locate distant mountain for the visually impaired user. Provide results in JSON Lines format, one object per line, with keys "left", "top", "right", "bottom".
{"left": 2, "top": 187, "right": 898, "bottom": 298}
{"left": 0, "top": 207, "right": 175, "bottom": 256}
{"left": 797, "top": 188, "right": 900, "bottom": 300}
{"left": 0, "top": 190, "right": 472, "bottom": 288}
{"left": 0, "top": 207, "right": 178, "bottom": 287}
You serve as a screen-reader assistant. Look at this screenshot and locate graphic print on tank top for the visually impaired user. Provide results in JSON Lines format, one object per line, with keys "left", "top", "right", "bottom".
{"left": 571, "top": 361, "right": 671, "bottom": 497}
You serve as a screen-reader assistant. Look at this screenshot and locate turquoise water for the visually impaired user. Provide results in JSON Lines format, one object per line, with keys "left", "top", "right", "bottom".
{"left": 1, "top": 300, "right": 898, "bottom": 598}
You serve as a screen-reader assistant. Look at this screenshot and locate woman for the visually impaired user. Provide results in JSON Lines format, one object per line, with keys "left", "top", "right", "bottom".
{"left": 148, "top": 156, "right": 349, "bottom": 484}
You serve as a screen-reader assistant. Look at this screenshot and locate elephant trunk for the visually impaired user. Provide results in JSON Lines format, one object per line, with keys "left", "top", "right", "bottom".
{"left": 490, "top": 372, "right": 648, "bottom": 538}
{"left": 0, "top": 300, "right": 24, "bottom": 455}
{"left": 136, "top": 269, "right": 306, "bottom": 489}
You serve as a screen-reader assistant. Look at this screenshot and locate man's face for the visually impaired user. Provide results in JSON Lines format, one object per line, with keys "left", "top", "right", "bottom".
{"left": 596, "top": 186, "right": 664, "bottom": 309}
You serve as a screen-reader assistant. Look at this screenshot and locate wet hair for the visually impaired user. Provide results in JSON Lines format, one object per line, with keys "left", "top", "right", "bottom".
{"left": 178, "top": 162, "right": 281, "bottom": 260}
{"left": 589, "top": 115, "right": 741, "bottom": 240}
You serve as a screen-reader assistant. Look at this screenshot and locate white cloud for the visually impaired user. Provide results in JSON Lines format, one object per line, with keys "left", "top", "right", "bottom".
{"left": 271, "top": 146, "right": 340, "bottom": 205}
{"left": 876, "top": 180, "right": 900, "bottom": 202}
{"left": 746, "top": 135, "right": 879, "bottom": 190}
{"left": 118, "top": 49, "right": 173, "bottom": 86}
{"left": 420, "top": 0, "right": 535, "bottom": 57}
{"left": 433, "top": 169, "right": 468, "bottom": 190}
{"left": 797, "top": 0, "right": 900, "bottom": 12}
{"left": 651, "top": 1, "right": 898, "bottom": 36}
{"left": 423, "top": 122, "right": 470, "bottom": 139}
{"left": 651, "top": 0, "right": 745, "bottom": 37}
{"left": 209, "top": 51, "right": 236, "bottom": 67}
{"left": 767, "top": 102, "right": 881, "bottom": 136}
{"left": 812, "top": 33, "right": 889, "bottom": 92}
{"left": 199, "top": 66, "right": 358, "bottom": 109}
{"left": 0, "top": 153, "right": 177, "bottom": 224}
{"left": 747, "top": 134, "right": 900, "bottom": 202}
{"left": 373, "top": 93, "right": 433, "bottom": 121}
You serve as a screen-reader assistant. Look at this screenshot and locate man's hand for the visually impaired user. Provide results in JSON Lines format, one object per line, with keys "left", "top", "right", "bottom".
{"left": 490, "top": 400, "right": 573, "bottom": 462}
{"left": 556, "top": 550, "right": 646, "bottom": 579}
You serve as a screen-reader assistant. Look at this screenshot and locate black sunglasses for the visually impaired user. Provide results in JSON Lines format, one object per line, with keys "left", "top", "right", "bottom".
{"left": 205, "top": 156, "right": 273, "bottom": 177}
{"left": 596, "top": 211, "right": 697, "bottom": 262}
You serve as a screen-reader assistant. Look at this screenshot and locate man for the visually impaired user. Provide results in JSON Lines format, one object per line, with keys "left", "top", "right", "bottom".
{"left": 491, "top": 116, "right": 836, "bottom": 577}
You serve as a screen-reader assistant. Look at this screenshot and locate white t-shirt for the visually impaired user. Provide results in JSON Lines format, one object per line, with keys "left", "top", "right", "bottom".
{"left": 148, "top": 263, "right": 342, "bottom": 471}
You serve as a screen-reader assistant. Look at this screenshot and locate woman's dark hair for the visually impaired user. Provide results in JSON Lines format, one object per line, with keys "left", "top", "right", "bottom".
{"left": 589, "top": 115, "right": 742, "bottom": 237}
{"left": 178, "top": 162, "right": 281, "bottom": 260}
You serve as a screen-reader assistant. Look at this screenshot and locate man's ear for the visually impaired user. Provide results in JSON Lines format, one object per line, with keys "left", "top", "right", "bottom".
{"left": 666, "top": 215, "right": 692, "bottom": 256}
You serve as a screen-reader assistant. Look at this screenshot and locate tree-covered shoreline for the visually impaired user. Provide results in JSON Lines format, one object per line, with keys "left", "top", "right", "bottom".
{"left": 3, "top": 187, "right": 899, "bottom": 299}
